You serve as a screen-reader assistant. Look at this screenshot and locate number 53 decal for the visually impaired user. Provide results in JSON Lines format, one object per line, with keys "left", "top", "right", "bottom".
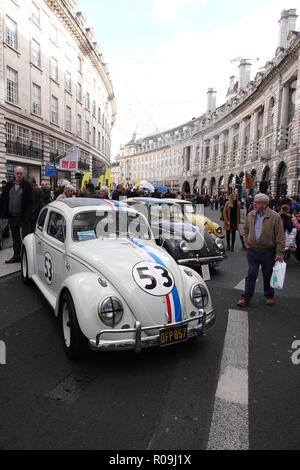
{"left": 132, "top": 261, "right": 175, "bottom": 296}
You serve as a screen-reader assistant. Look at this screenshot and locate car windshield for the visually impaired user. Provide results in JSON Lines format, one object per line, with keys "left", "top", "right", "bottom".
{"left": 150, "top": 204, "right": 183, "bottom": 221}
{"left": 72, "top": 210, "right": 152, "bottom": 241}
{"left": 183, "top": 204, "right": 196, "bottom": 214}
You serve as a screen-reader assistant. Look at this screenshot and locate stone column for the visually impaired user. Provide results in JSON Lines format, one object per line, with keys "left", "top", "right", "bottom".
{"left": 0, "top": 111, "right": 6, "bottom": 180}
{"left": 280, "top": 85, "right": 290, "bottom": 128}
{"left": 250, "top": 111, "right": 259, "bottom": 160}
{"left": 239, "top": 120, "right": 246, "bottom": 161}
{"left": 42, "top": 134, "right": 51, "bottom": 186}
{"left": 279, "top": 84, "right": 290, "bottom": 148}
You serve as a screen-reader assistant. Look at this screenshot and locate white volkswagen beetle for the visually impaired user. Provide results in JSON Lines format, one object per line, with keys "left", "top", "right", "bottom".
{"left": 21, "top": 198, "right": 216, "bottom": 359}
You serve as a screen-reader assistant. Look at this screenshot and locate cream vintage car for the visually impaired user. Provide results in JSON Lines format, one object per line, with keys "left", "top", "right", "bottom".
{"left": 21, "top": 199, "right": 216, "bottom": 359}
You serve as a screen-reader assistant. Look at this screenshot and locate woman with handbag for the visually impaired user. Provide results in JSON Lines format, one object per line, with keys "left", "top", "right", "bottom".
{"left": 223, "top": 192, "right": 241, "bottom": 251}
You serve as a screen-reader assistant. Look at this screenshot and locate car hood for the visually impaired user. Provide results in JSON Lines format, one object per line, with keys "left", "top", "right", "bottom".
{"left": 70, "top": 238, "right": 186, "bottom": 327}
{"left": 153, "top": 219, "right": 219, "bottom": 254}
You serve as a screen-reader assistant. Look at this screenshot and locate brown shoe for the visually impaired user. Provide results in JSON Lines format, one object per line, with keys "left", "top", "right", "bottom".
{"left": 237, "top": 299, "right": 248, "bottom": 307}
{"left": 266, "top": 298, "right": 275, "bottom": 306}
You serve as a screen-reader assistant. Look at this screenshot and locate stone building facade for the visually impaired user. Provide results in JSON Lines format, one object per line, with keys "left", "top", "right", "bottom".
{"left": 119, "top": 9, "right": 300, "bottom": 197}
{"left": 0, "top": 0, "right": 116, "bottom": 187}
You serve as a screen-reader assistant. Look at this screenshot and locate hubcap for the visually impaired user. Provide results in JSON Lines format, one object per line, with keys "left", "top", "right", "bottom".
{"left": 62, "top": 303, "right": 71, "bottom": 348}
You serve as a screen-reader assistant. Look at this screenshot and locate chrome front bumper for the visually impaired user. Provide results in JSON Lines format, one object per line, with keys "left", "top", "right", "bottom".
{"left": 177, "top": 256, "right": 224, "bottom": 266}
{"left": 89, "top": 308, "right": 216, "bottom": 353}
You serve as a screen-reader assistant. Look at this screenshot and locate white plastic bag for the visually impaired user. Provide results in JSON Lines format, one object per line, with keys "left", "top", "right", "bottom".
{"left": 270, "top": 261, "right": 286, "bottom": 290}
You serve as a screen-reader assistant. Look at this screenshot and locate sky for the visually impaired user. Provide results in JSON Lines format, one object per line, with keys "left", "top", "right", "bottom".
{"left": 76, "top": 0, "right": 299, "bottom": 159}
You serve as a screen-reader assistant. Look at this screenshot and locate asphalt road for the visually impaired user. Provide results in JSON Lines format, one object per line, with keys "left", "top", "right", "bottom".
{"left": 0, "top": 207, "right": 299, "bottom": 451}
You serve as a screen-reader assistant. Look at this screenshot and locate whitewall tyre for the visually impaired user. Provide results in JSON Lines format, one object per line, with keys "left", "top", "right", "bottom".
{"left": 60, "top": 291, "right": 88, "bottom": 360}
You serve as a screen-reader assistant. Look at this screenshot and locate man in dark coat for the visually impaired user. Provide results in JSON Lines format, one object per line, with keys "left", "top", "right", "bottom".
{"left": 0, "top": 167, "right": 33, "bottom": 263}
{"left": 111, "top": 184, "right": 125, "bottom": 201}
{"left": 30, "top": 178, "right": 43, "bottom": 232}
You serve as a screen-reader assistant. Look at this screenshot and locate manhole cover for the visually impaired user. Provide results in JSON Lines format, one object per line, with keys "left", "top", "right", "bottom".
{"left": 46, "top": 371, "right": 95, "bottom": 404}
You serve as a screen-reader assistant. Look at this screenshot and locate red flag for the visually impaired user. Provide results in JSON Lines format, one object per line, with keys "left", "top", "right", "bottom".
{"left": 245, "top": 172, "right": 254, "bottom": 190}
{"left": 230, "top": 56, "right": 242, "bottom": 63}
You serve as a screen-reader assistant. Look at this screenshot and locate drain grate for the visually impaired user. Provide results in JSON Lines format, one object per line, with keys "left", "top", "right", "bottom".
{"left": 46, "top": 371, "right": 95, "bottom": 404}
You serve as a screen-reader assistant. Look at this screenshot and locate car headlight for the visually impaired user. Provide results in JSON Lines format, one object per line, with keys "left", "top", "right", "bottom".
{"left": 215, "top": 237, "right": 224, "bottom": 250}
{"left": 98, "top": 296, "right": 124, "bottom": 327}
{"left": 190, "top": 284, "right": 209, "bottom": 308}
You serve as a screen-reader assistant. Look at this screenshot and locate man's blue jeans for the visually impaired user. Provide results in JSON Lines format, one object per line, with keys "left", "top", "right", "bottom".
{"left": 242, "top": 248, "right": 276, "bottom": 301}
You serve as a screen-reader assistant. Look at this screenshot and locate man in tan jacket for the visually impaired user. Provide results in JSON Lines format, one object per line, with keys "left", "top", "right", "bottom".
{"left": 237, "top": 193, "right": 285, "bottom": 307}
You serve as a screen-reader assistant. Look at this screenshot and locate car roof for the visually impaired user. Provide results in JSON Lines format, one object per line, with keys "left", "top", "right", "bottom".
{"left": 52, "top": 198, "right": 127, "bottom": 210}
{"left": 163, "top": 199, "right": 192, "bottom": 204}
{"left": 125, "top": 197, "right": 181, "bottom": 205}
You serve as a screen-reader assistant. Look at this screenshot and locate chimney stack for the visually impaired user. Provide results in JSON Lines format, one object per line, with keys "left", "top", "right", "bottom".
{"left": 207, "top": 88, "right": 217, "bottom": 113}
{"left": 278, "top": 9, "right": 298, "bottom": 49}
{"left": 238, "top": 60, "right": 251, "bottom": 90}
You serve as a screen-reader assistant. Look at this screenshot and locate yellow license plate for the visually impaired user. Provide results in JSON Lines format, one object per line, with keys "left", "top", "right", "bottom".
{"left": 159, "top": 324, "right": 188, "bottom": 347}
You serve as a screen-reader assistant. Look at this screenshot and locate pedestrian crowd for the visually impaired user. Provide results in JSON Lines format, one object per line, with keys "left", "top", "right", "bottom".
{"left": 0, "top": 166, "right": 300, "bottom": 286}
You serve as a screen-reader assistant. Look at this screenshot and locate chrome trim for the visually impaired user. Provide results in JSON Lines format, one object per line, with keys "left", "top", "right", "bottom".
{"left": 89, "top": 308, "right": 216, "bottom": 352}
{"left": 177, "top": 256, "right": 224, "bottom": 265}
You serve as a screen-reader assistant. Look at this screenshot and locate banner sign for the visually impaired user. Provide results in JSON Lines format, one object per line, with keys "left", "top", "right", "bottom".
{"left": 59, "top": 147, "right": 79, "bottom": 172}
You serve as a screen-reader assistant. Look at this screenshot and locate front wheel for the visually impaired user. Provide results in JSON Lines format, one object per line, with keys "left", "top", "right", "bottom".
{"left": 21, "top": 248, "right": 32, "bottom": 285}
{"left": 60, "top": 291, "right": 88, "bottom": 360}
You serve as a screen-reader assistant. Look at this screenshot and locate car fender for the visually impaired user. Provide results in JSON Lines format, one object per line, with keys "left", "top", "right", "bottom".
{"left": 55, "top": 272, "right": 133, "bottom": 340}
{"left": 22, "top": 234, "right": 36, "bottom": 278}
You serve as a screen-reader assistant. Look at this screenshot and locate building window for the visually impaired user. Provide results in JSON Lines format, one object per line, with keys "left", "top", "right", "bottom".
{"left": 51, "top": 95, "right": 58, "bottom": 124}
{"left": 32, "top": 83, "right": 41, "bottom": 116}
{"left": 50, "top": 24, "right": 58, "bottom": 45}
{"left": 98, "top": 107, "right": 101, "bottom": 123}
{"left": 50, "top": 57, "right": 58, "bottom": 82}
{"left": 85, "top": 92, "right": 90, "bottom": 110}
{"left": 92, "top": 127, "right": 96, "bottom": 147}
{"left": 31, "top": 39, "right": 41, "bottom": 67}
{"left": 77, "top": 83, "right": 82, "bottom": 102}
{"left": 93, "top": 100, "right": 96, "bottom": 116}
{"left": 78, "top": 57, "right": 82, "bottom": 74}
{"left": 6, "top": 16, "right": 17, "bottom": 49}
{"left": 5, "top": 123, "right": 15, "bottom": 143}
{"left": 31, "top": 131, "right": 41, "bottom": 149}
{"left": 77, "top": 114, "right": 82, "bottom": 137}
{"left": 65, "top": 72, "right": 71, "bottom": 93}
{"left": 31, "top": 2, "right": 40, "bottom": 25}
{"left": 6, "top": 67, "right": 18, "bottom": 104}
{"left": 85, "top": 121, "right": 90, "bottom": 142}
{"left": 18, "top": 127, "right": 29, "bottom": 145}
{"left": 65, "top": 106, "right": 71, "bottom": 131}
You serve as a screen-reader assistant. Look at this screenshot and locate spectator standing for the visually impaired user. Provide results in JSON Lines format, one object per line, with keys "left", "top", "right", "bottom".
{"left": 292, "top": 212, "right": 300, "bottom": 265}
{"left": 223, "top": 192, "right": 241, "bottom": 251}
{"left": 0, "top": 180, "right": 7, "bottom": 197}
{"left": 111, "top": 184, "right": 125, "bottom": 201}
{"left": 237, "top": 193, "right": 285, "bottom": 307}
{"left": 40, "top": 181, "right": 51, "bottom": 206}
{"left": 0, "top": 167, "right": 33, "bottom": 263}
{"left": 57, "top": 185, "right": 75, "bottom": 199}
{"left": 98, "top": 186, "right": 109, "bottom": 199}
{"left": 30, "top": 178, "right": 43, "bottom": 232}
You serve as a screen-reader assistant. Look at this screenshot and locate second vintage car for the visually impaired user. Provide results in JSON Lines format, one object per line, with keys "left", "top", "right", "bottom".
{"left": 124, "top": 198, "right": 226, "bottom": 269}
{"left": 21, "top": 198, "right": 216, "bottom": 359}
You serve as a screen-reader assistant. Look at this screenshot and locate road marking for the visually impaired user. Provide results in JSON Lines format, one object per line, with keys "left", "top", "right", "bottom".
{"left": 233, "top": 279, "right": 245, "bottom": 291}
{"left": 207, "top": 309, "right": 249, "bottom": 450}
